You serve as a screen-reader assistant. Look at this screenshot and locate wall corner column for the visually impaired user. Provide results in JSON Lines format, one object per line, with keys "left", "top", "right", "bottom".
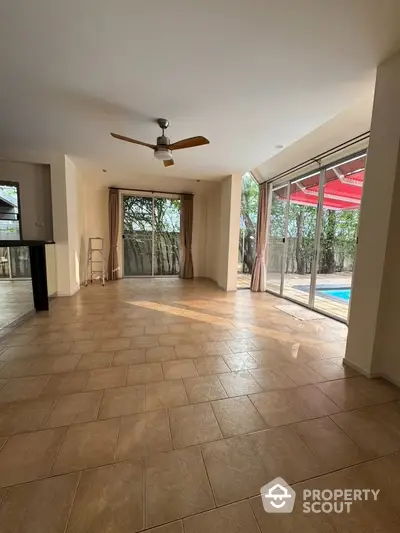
{"left": 345, "top": 50, "right": 400, "bottom": 383}
{"left": 217, "top": 174, "right": 242, "bottom": 291}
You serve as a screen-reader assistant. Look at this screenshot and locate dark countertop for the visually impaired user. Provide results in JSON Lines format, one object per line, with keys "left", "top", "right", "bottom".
{"left": 0, "top": 240, "right": 55, "bottom": 246}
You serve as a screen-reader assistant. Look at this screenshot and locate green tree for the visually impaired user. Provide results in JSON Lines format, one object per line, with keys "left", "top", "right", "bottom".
{"left": 123, "top": 196, "right": 180, "bottom": 275}
{"left": 269, "top": 188, "right": 360, "bottom": 275}
{"left": 239, "top": 173, "right": 259, "bottom": 273}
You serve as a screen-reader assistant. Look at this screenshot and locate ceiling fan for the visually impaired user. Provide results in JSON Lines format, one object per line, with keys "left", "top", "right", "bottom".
{"left": 111, "top": 118, "right": 209, "bottom": 167}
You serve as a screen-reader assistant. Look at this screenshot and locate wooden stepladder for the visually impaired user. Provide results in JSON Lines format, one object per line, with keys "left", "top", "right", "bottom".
{"left": 86, "top": 237, "right": 106, "bottom": 286}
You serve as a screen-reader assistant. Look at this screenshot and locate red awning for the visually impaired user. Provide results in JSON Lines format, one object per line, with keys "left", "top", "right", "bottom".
{"left": 276, "top": 155, "right": 365, "bottom": 210}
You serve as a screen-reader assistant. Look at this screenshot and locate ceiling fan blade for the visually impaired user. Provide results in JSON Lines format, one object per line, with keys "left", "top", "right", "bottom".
{"left": 164, "top": 159, "right": 175, "bottom": 167}
{"left": 169, "top": 136, "right": 209, "bottom": 151}
{"left": 110, "top": 132, "right": 156, "bottom": 149}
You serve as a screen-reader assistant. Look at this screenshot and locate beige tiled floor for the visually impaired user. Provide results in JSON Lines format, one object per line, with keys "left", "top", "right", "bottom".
{"left": 0, "top": 281, "right": 34, "bottom": 334}
{"left": 0, "top": 278, "right": 399, "bottom": 532}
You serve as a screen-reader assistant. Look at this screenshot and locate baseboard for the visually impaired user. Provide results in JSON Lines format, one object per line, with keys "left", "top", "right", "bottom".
{"left": 342, "top": 358, "right": 400, "bottom": 388}
{"left": 378, "top": 372, "right": 400, "bottom": 388}
{"left": 56, "top": 285, "right": 80, "bottom": 297}
{"left": 342, "top": 358, "right": 379, "bottom": 378}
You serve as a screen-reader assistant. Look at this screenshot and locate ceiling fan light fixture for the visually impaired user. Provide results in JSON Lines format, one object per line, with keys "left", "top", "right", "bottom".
{"left": 154, "top": 147, "right": 173, "bottom": 161}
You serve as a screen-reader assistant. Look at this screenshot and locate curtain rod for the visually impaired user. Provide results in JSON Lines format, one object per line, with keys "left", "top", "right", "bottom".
{"left": 262, "top": 131, "right": 370, "bottom": 184}
{"left": 109, "top": 186, "right": 194, "bottom": 196}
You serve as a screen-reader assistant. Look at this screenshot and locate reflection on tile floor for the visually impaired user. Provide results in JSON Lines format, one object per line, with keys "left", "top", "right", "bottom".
{"left": 0, "top": 278, "right": 399, "bottom": 532}
{"left": 0, "top": 281, "right": 33, "bottom": 335}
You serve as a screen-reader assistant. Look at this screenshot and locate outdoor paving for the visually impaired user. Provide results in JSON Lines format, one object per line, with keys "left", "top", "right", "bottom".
{"left": 238, "top": 273, "right": 351, "bottom": 321}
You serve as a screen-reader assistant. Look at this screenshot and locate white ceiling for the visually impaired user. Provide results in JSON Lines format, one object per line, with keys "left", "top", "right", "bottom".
{"left": 255, "top": 92, "right": 374, "bottom": 182}
{"left": 0, "top": 0, "right": 400, "bottom": 182}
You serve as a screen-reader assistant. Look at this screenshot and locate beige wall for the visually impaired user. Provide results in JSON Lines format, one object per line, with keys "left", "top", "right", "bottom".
{"left": 0, "top": 151, "right": 76, "bottom": 296}
{"left": 345, "top": 50, "right": 400, "bottom": 386}
{"left": 0, "top": 150, "right": 241, "bottom": 294}
{"left": 0, "top": 160, "right": 53, "bottom": 241}
{"left": 375, "top": 157, "right": 400, "bottom": 384}
{"left": 45, "top": 244, "right": 57, "bottom": 296}
{"left": 192, "top": 194, "right": 207, "bottom": 278}
{"left": 79, "top": 173, "right": 219, "bottom": 281}
{"left": 82, "top": 186, "right": 109, "bottom": 281}
{"left": 204, "top": 183, "right": 222, "bottom": 282}
{"left": 217, "top": 175, "right": 242, "bottom": 290}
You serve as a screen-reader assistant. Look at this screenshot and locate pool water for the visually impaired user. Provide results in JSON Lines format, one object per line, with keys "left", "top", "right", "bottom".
{"left": 319, "top": 288, "right": 351, "bottom": 302}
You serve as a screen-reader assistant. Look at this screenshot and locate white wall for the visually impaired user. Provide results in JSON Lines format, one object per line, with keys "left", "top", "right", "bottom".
{"left": 82, "top": 185, "right": 109, "bottom": 281}
{"left": 192, "top": 194, "right": 207, "bottom": 277}
{"left": 345, "top": 50, "right": 400, "bottom": 386}
{"left": 45, "top": 244, "right": 57, "bottom": 296}
{"left": 217, "top": 175, "right": 242, "bottom": 290}
{"left": 0, "top": 160, "right": 53, "bottom": 241}
{"left": 204, "top": 183, "right": 222, "bottom": 282}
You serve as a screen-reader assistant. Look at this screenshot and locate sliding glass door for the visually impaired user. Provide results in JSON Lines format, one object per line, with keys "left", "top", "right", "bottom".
{"left": 153, "top": 198, "right": 181, "bottom": 276}
{"left": 123, "top": 196, "right": 153, "bottom": 276}
{"left": 314, "top": 154, "right": 366, "bottom": 320}
{"left": 266, "top": 185, "right": 289, "bottom": 294}
{"left": 265, "top": 151, "right": 366, "bottom": 322}
{"left": 123, "top": 195, "right": 181, "bottom": 277}
{"left": 282, "top": 172, "right": 321, "bottom": 305}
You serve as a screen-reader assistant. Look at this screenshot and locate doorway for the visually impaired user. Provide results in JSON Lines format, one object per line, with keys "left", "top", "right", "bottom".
{"left": 122, "top": 194, "right": 181, "bottom": 277}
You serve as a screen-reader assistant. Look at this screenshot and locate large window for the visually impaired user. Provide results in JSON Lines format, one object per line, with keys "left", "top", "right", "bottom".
{"left": 265, "top": 151, "right": 366, "bottom": 321}
{"left": 123, "top": 195, "right": 181, "bottom": 277}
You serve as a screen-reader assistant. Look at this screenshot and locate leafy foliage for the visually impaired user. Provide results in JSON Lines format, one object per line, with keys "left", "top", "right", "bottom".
{"left": 123, "top": 196, "right": 181, "bottom": 275}
{"left": 269, "top": 190, "right": 359, "bottom": 275}
{"left": 239, "top": 173, "right": 259, "bottom": 273}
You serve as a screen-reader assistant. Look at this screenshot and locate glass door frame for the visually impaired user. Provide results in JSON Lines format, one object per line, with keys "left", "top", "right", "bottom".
{"left": 269, "top": 170, "right": 325, "bottom": 306}
{"left": 265, "top": 182, "right": 290, "bottom": 296}
{"left": 265, "top": 149, "right": 366, "bottom": 324}
{"left": 121, "top": 192, "right": 181, "bottom": 278}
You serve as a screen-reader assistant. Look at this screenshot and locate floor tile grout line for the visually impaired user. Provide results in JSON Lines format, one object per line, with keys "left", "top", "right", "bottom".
{"left": 112, "top": 416, "right": 122, "bottom": 464}
{"left": 0, "top": 444, "right": 395, "bottom": 517}
{"left": 327, "top": 412, "right": 378, "bottom": 456}
{"left": 48, "top": 425, "right": 69, "bottom": 477}
{"left": 39, "top": 395, "right": 59, "bottom": 430}
{"left": 246, "top": 498, "right": 263, "bottom": 533}
{"left": 95, "top": 388, "right": 106, "bottom": 420}
{"left": 62, "top": 470, "right": 82, "bottom": 533}
{"left": 208, "top": 398, "right": 226, "bottom": 439}
{"left": 165, "top": 406, "right": 175, "bottom": 452}
{"left": 142, "top": 453, "right": 146, "bottom": 529}
{"left": 199, "top": 444, "right": 218, "bottom": 510}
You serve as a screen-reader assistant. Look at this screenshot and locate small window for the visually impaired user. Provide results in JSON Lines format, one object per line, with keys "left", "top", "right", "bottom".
{"left": 0, "top": 182, "right": 21, "bottom": 240}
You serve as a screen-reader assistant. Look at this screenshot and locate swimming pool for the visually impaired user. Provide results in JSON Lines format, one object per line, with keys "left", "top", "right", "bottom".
{"left": 318, "top": 287, "right": 351, "bottom": 302}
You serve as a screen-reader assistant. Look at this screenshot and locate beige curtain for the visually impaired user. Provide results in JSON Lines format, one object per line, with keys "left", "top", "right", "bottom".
{"left": 251, "top": 182, "right": 269, "bottom": 291}
{"left": 108, "top": 188, "right": 119, "bottom": 281}
{"left": 180, "top": 194, "right": 194, "bottom": 279}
